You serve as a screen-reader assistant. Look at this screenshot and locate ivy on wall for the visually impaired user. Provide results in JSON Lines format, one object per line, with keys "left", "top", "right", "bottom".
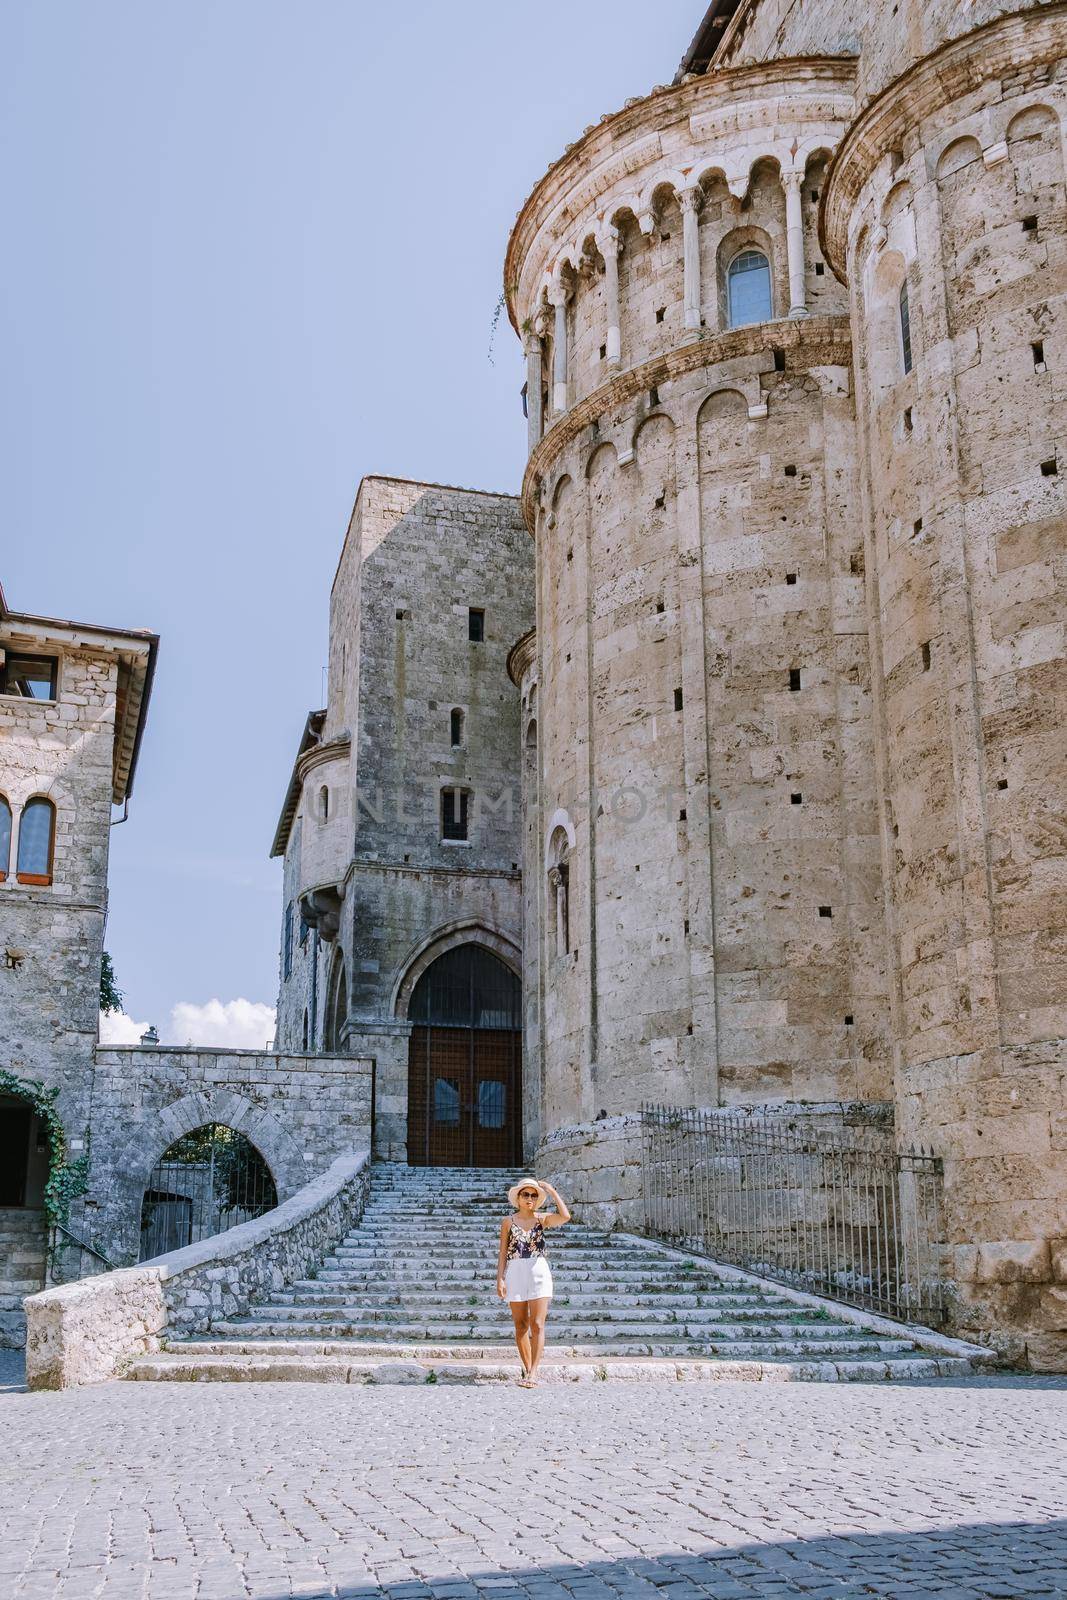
{"left": 0, "top": 1068, "right": 88, "bottom": 1227}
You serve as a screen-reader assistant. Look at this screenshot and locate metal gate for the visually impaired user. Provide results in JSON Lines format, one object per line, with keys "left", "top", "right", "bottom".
{"left": 138, "top": 1123, "right": 278, "bottom": 1261}
{"left": 406, "top": 943, "right": 522, "bottom": 1167}
{"left": 641, "top": 1104, "right": 946, "bottom": 1325}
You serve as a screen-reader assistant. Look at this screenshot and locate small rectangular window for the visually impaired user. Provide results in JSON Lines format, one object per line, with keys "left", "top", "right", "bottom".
{"left": 674, "top": 687, "right": 683, "bottom": 711}
{"left": 819, "top": 905, "right": 833, "bottom": 918}
{"left": 441, "top": 787, "right": 469, "bottom": 841}
{"left": 921, "top": 642, "right": 932, "bottom": 671}
{"left": 0, "top": 653, "right": 58, "bottom": 700}
{"left": 791, "top": 792, "right": 802, "bottom": 805}
{"left": 655, "top": 306, "right": 666, "bottom": 324}
{"left": 785, "top": 572, "right": 797, "bottom": 585}
{"left": 814, "top": 262, "right": 825, "bottom": 276}
{"left": 1040, "top": 458, "right": 1058, "bottom": 477}
{"left": 903, "top": 407, "right": 913, "bottom": 433}
{"left": 1032, "top": 340, "right": 1045, "bottom": 369}
{"left": 1022, "top": 214, "right": 1038, "bottom": 233}
{"left": 599, "top": 344, "right": 607, "bottom": 360}
{"left": 468, "top": 608, "right": 485, "bottom": 642}
{"left": 773, "top": 349, "right": 786, "bottom": 372}
{"left": 789, "top": 668, "right": 801, "bottom": 691}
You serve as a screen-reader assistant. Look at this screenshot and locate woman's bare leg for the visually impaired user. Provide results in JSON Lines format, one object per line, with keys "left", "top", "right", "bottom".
{"left": 509, "top": 1301, "right": 532, "bottom": 1376}
{"left": 526, "top": 1296, "right": 550, "bottom": 1382}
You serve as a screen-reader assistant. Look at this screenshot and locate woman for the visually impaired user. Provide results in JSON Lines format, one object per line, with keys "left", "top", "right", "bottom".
{"left": 496, "top": 1177, "right": 571, "bottom": 1387}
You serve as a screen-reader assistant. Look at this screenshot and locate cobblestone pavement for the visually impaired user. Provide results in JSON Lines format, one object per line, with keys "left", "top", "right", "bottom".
{"left": 1, "top": 1370, "right": 1065, "bottom": 1600}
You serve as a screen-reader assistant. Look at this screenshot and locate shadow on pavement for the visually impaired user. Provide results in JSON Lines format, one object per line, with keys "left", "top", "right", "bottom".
{"left": 211, "top": 1518, "right": 1067, "bottom": 1600}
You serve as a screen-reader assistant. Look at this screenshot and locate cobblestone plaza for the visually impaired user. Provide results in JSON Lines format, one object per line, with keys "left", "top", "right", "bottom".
{"left": 2, "top": 1355, "right": 1065, "bottom": 1600}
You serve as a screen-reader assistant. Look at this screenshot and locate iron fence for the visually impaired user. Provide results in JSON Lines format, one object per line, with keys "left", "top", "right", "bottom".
{"left": 138, "top": 1124, "right": 277, "bottom": 1262}
{"left": 641, "top": 1104, "right": 946, "bottom": 1325}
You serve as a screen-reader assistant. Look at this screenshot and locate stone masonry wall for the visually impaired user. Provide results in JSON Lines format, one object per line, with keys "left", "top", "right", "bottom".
{"left": 83, "top": 1046, "right": 373, "bottom": 1266}
{"left": 829, "top": 17, "right": 1067, "bottom": 1366}
{"left": 275, "top": 479, "right": 533, "bottom": 1160}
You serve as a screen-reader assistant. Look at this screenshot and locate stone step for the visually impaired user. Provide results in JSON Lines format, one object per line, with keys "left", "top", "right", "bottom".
{"left": 221, "top": 1317, "right": 916, "bottom": 1355}
{"left": 283, "top": 1285, "right": 788, "bottom": 1308}
{"left": 128, "top": 1346, "right": 973, "bottom": 1385}
{"left": 260, "top": 1298, "right": 844, "bottom": 1328}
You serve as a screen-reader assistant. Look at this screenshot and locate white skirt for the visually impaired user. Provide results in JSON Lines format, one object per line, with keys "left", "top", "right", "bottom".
{"left": 504, "top": 1256, "right": 553, "bottom": 1303}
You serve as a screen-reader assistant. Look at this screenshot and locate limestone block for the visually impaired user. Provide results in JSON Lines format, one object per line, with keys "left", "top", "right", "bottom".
{"left": 975, "top": 1238, "right": 1051, "bottom": 1284}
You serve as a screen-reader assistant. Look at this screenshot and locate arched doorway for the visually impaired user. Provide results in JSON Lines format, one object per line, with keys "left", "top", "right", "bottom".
{"left": 138, "top": 1123, "right": 278, "bottom": 1261}
{"left": 406, "top": 943, "right": 522, "bottom": 1167}
{"left": 0, "top": 1093, "right": 49, "bottom": 1346}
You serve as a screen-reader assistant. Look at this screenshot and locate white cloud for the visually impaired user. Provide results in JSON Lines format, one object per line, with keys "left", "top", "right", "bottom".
{"left": 98, "top": 1008, "right": 150, "bottom": 1045}
{"left": 99, "top": 998, "right": 276, "bottom": 1051}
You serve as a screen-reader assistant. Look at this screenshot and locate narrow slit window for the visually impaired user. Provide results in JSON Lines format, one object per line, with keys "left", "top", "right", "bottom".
{"left": 789, "top": 668, "right": 801, "bottom": 691}
{"left": 468, "top": 608, "right": 485, "bottom": 642}
{"left": 674, "top": 687, "right": 683, "bottom": 711}
{"left": 1033, "top": 340, "right": 1045, "bottom": 369}
{"left": 899, "top": 281, "right": 913, "bottom": 375}
{"left": 450, "top": 707, "right": 464, "bottom": 747}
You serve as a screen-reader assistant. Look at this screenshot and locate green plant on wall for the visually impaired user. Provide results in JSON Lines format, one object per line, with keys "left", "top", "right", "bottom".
{"left": 99, "top": 951, "right": 123, "bottom": 1015}
{"left": 0, "top": 1067, "right": 88, "bottom": 1228}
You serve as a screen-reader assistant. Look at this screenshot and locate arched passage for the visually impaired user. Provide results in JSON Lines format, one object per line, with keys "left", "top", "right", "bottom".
{"left": 405, "top": 942, "right": 522, "bottom": 1167}
{"left": 138, "top": 1123, "right": 278, "bottom": 1261}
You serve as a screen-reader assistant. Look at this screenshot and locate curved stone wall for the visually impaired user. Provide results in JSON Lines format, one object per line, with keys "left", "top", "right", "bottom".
{"left": 826, "top": 14, "right": 1067, "bottom": 1361}
{"left": 518, "top": 311, "right": 891, "bottom": 1133}
{"left": 506, "top": 62, "right": 854, "bottom": 436}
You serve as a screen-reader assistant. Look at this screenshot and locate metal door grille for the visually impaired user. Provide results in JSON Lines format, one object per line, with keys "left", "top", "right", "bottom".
{"left": 641, "top": 1104, "right": 946, "bottom": 1325}
{"left": 138, "top": 1123, "right": 278, "bottom": 1262}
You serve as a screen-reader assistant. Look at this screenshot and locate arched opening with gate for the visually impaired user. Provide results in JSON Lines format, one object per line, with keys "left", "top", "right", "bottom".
{"left": 138, "top": 1123, "right": 278, "bottom": 1261}
{"left": 406, "top": 943, "right": 522, "bottom": 1167}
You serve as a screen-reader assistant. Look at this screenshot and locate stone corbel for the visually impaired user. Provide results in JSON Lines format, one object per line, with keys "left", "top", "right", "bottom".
{"left": 300, "top": 884, "right": 344, "bottom": 943}
{"left": 983, "top": 140, "right": 1009, "bottom": 168}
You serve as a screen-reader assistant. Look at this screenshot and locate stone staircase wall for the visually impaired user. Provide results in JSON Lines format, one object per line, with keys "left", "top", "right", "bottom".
{"left": 23, "top": 1149, "right": 370, "bottom": 1389}
{"left": 0, "top": 1208, "right": 47, "bottom": 1348}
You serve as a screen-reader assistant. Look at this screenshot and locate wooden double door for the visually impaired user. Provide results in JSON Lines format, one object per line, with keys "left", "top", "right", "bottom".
{"left": 405, "top": 942, "right": 523, "bottom": 1167}
{"left": 407, "top": 1025, "right": 522, "bottom": 1167}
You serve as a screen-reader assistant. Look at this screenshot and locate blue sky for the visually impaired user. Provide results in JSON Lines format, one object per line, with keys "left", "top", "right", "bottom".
{"left": 1, "top": 0, "right": 695, "bottom": 1041}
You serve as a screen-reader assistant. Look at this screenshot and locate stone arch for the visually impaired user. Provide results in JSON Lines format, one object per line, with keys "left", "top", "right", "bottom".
{"left": 935, "top": 137, "right": 982, "bottom": 181}
{"left": 585, "top": 439, "right": 618, "bottom": 480}
{"left": 634, "top": 411, "right": 677, "bottom": 508}
{"left": 1006, "top": 103, "right": 1059, "bottom": 145}
{"left": 525, "top": 716, "right": 538, "bottom": 749}
{"left": 882, "top": 179, "right": 915, "bottom": 223}
{"left": 392, "top": 919, "right": 521, "bottom": 1022}
{"left": 1007, "top": 102, "right": 1065, "bottom": 206}
{"left": 543, "top": 806, "right": 577, "bottom": 857}
{"left": 696, "top": 386, "right": 750, "bottom": 425}
{"left": 127, "top": 1090, "right": 309, "bottom": 1205}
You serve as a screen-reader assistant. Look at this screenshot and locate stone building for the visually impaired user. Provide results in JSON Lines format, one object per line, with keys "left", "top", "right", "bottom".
{"left": 271, "top": 477, "right": 534, "bottom": 1164}
{"left": 505, "top": 1, "right": 1067, "bottom": 1365}
{"left": 0, "top": 582, "right": 156, "bottom": 1341}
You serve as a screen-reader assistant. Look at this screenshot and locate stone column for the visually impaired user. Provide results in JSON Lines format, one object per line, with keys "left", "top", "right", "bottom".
{"left": 549, "top": 284, "right": 570, "bottom": 414}
{"left": 783, "top": 170, "right": 808, "bottom": 318}
{"left": 525, "top": 332, "right": 544, "bottom": 449}
{"left": 602, "top": 226, "right": 622, "bottom": 367}
{"left": 680, "top": 184, "right": 703, "bottom": 331}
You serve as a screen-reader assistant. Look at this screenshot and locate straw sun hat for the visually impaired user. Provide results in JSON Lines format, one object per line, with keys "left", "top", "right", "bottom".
{"left": 507, "top": 1177, "right": 547, "bottom": 1210}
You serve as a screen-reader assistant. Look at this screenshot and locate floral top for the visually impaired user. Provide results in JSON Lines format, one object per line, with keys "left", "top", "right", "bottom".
{"left": 506, "top": 1217, "right": 548, "bottom": 1262}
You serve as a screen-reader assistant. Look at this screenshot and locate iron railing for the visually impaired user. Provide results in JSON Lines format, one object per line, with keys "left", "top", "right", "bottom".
{"left": 641, "top": 1104, "right": 946, "bottom": 1326}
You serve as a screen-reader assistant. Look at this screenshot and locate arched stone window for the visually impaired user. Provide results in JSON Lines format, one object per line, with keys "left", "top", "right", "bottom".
{"left": 319, "top": 784, "right": 329, "bottom": 821}
{"left": 727, "top": 249, "right": 772, "bottom": 327}
{"left": 0, "top": 796, "right": 10, "bottom": 881}
{"left": 450, "top": 708, "right": 465, "bottom": 747}
{"left": 547, "top": 826, "right": 571, "bottom": 956}
{"left": 138, "top": 1123, "right": 277, "bottom": 1261}
{"left": 16, "top": 796, "right": 55, "bottom": 885}
{"left": 899, "top": 281, "right": 913, "bottom": 374}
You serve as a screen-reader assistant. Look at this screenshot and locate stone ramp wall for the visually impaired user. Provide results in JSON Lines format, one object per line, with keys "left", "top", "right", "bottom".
{"left": 23, "top": 1149, "right": 370, "bottom": 1389}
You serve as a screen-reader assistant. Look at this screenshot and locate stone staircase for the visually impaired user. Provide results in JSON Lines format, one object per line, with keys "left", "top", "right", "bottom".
{"left": 128, "top": 1164, "right": 989, "bottom": 1385}
{"left": 0, "top": 1208, "right": 47, "bottom": 1349}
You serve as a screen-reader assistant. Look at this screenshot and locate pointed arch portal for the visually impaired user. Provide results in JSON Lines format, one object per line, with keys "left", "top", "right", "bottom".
{"left": 406, "top": 943, "right": 522, "bottom": 1167}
